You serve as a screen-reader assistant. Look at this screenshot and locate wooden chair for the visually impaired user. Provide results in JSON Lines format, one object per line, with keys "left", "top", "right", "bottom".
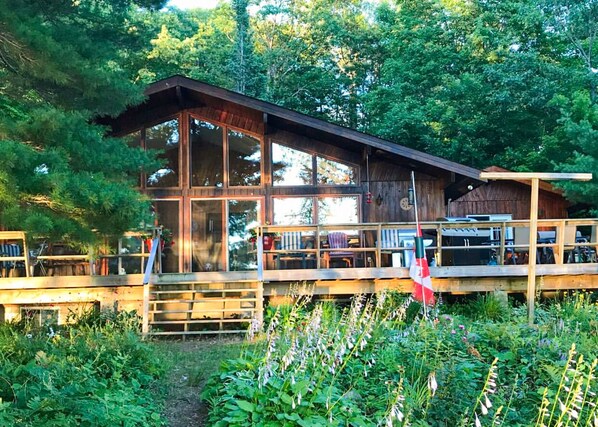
{"left": 563, "top": 225, "right": 582, "bottom": 263}
{"left": 277, "top": 232, "right": 306, "bottom": 269}
{"left": 324, "top": 232, "right": 355, "bottom": 268}
{"left": 380, "top": 228, "right": 401, "bottom": 267}
{"left": 0, "top": 243, "right": 23, "bottom": 277}
{"left": 509, "top": 227, "right": 543, "bottom": 265}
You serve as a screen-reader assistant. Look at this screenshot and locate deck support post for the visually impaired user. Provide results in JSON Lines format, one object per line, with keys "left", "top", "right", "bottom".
{"left": 527, "top": 178, "right": 539, "bottom": 325}
{"left": 480, "top": 171, "right": 592, "bottom": 325}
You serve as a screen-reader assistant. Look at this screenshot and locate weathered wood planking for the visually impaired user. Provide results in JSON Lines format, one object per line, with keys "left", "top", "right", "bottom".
{"left": 451, "top": 180, "right": 569, "bottom": 219}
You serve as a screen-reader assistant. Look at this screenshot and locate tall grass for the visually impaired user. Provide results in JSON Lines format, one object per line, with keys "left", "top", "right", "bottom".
{"left": 203, "top": 291, "right": 598, "bottom": 426}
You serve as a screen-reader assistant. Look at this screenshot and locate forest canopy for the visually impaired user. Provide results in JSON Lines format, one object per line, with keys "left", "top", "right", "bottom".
{"left": 0, "top": 0, "right": 596, "bottom": 244}
{"left": 131, "top": 0, "right": 597, "bottom": 210}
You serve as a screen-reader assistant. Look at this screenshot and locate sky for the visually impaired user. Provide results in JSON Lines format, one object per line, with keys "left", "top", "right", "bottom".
{"left": 167, "top": 0, "right": 224, "bottom": 9}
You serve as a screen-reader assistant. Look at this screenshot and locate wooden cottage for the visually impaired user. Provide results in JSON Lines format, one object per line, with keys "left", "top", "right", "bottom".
{"left": 1, "top": 76, "right": 595, "bottom": 335}
{"left": 101, "top": 75, "right": 483, "bottom": 274}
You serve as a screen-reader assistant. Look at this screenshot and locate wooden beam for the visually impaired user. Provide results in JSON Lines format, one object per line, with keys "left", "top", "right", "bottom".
{"left": 527, "top": 178, "right": 539, "bottom": 324}
{"left": 480, "top": 172, "right": 592, "bottom": 181}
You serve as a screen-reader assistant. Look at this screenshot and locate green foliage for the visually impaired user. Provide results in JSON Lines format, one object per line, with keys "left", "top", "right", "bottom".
{"left": 0, "top": 309, "right": 164, "bottom": 426}
{"left": 203, "top": 292, "right": 598, "bottom": 426}
{"left": 129, "top": 0, "right": 596, "bottom": 209}
{"left": 0, "top": 0, "right": 165, "bottom": 244}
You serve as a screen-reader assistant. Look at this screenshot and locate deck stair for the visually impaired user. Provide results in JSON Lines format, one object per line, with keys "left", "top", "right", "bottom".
{"left": 147, "top": 280, "right": 262, "bottom": 337}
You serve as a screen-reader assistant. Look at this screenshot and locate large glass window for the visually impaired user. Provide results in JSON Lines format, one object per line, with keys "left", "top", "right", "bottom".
{"left": 318, "top": 196, "right": 359, "bottom": 224}
{"left": 228, "top": 200, "right": 260, "bottom": 271}
{"left": 146, "top": 119, "right": 179, "bottom": 187}
{"left": 272, "top": 196, "right": 358, "bottom": 226}
{"left": 317, "top": 156, "right": 357, "bottom": 185}
{"left": 273, "top": 197, "right": 314, "bottom": 225}
{"left": 272, "top": 143, "right": 358, "bottom": 186}
{"left": 272, "top": 143, "right": 313, "bottom": 186}
{"left": 228, "top": 130, "right": 261, "bottom": 186}
{"left": 190, "top": 118, "right": 224, "bottom": 187}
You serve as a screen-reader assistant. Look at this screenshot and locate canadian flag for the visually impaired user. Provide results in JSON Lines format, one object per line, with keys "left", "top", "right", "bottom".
{"left": 409, "top": 225, "right": 435, "bottom": 305}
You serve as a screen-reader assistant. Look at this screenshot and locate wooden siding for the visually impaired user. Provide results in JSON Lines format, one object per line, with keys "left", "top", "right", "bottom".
{"left": 449, "top": 181, "right": 569, "bottom": 219}
{"left": 366, "top": 159, "right": 445, "bottom": 223}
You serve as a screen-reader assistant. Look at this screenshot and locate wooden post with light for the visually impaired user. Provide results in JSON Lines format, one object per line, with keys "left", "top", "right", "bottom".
{"left": 479, "top": 172, "right": 592, "bottom": 325}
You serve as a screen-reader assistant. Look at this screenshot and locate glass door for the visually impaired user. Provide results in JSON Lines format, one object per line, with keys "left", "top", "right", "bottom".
{"left": 191, "top": 200, "right": 224, "bottom": 272}
{"left": 228, "top": 200, "right": 260, "bottom": 271}
{"left": 154, "top": 200, "right": 180, "bottom": 273}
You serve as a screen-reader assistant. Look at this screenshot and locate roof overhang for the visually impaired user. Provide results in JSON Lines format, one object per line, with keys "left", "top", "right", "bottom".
{"left": 100, "top": 75, "right": 486, "bottom": 200}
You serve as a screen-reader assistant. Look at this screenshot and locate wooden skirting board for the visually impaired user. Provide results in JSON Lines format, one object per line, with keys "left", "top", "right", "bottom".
{"left": 0, "top": 270, "right": 596, "bottom": 335}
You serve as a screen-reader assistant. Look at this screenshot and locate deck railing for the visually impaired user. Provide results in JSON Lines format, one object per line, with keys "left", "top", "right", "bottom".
{"left": 256, "top": 219, "right": 597, "bottom": 270}
{"left": 1, "top": 219, "right": 596, "bottom": 278}
{"left": 0, "top": 230, "right": 157, "bottom": 278}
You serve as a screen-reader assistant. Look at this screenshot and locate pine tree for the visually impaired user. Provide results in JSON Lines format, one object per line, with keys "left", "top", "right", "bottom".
{"left": 0, "top": 0, "right": 164, "bottom": 243}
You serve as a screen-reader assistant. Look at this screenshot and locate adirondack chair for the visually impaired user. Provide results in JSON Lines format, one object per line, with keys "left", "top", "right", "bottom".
{"left": 0, "top": 243, "right": 24, "bottom": 277}
{"left": 380, "top": 228, "right": 401, "bottom": 250}
{"left": 277, "top": 232, "right": 307, "bottom": 269}
{"left": 324, "top": 232, "right": 355, "bottom": 268}
{"left": 380, "top": 228, "right": 402, "bottom": 266}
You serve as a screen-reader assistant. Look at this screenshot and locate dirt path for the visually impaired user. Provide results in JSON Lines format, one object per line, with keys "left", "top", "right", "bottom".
{"left": 155, "top": 338, "right": 245, "bottom": 427}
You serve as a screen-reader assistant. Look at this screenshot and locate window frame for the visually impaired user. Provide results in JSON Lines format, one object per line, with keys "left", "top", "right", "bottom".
{"left": 189, "top": 113, "right": 264, "bottom": 189}
{"left": 271, "top": 194, "right": 361, "bottom": 226}
{"left": 270, "top": 141, "right": 360, "bottom": 188}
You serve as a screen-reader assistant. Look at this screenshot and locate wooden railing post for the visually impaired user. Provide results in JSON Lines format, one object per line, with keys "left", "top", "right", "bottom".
{"left": 436, "top": 224, "right": 443, "bottom": 266}
{"left": 527, "top": 178, "right": 539, "bottom": 325}
{"left": 375, "top": 224, "right": 381, "bottom": 268}
{"left": 257, "top": 229, "right": 264, "bottom": 282}
{"left": 555, "top": 220, "right": 566, "bottom": 264}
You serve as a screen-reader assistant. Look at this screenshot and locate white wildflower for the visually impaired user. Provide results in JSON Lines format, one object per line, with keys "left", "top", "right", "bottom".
{"left": 559, "top": 398, "right": 566, "bottom": 413}
{"left": 427, "top": 372, "right": 438, "bottom": 396}
{"left": 484, "top": 393, "right": 492, "bottom": 409}
{"left": 247, "top": 317, "right": 261, "bottom": 340}
{"left": 475, "top": 413, "right": 482, "bottom": 427}
{"left": 481, "top": 402, "right": 488, "bottom": 415}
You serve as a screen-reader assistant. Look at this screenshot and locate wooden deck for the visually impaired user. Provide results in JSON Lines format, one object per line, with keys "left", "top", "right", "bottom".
{"left": 1, "top": 262, "right": 596, "bottom": 336}
{"left": 0, "top": 218, "right": 596, "bottom": 336}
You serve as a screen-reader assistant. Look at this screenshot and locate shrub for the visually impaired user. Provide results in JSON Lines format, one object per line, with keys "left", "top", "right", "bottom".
{"left": 0, "top": 309, "right": 164, "bottom": 426}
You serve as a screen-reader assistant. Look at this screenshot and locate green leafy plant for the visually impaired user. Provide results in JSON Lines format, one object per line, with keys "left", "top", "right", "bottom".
{"left": 0, "top": 308, "right": 164, "bottom": 426}
{"left": 202, "top": 291, "right": 598, "bottom": 426}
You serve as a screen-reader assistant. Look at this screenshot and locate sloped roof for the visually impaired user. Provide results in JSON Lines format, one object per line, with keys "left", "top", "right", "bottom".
{"left": 145, "top": 75, "right": 483, "bottom": 180}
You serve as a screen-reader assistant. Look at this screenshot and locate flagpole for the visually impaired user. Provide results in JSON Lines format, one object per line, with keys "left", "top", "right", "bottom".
{"left": 411, "top": 171, "right": 419, "bottom": 228}
{"left": 410, "top": 171, "right": 427, "bottom": 319}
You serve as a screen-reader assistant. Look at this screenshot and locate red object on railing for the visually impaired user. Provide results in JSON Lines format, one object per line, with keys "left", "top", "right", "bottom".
{"left": 262, "top": 236, "right": 274, "bottom": 250}
{"left": 365, "top": 192, "right": 372, "bottom": 204}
